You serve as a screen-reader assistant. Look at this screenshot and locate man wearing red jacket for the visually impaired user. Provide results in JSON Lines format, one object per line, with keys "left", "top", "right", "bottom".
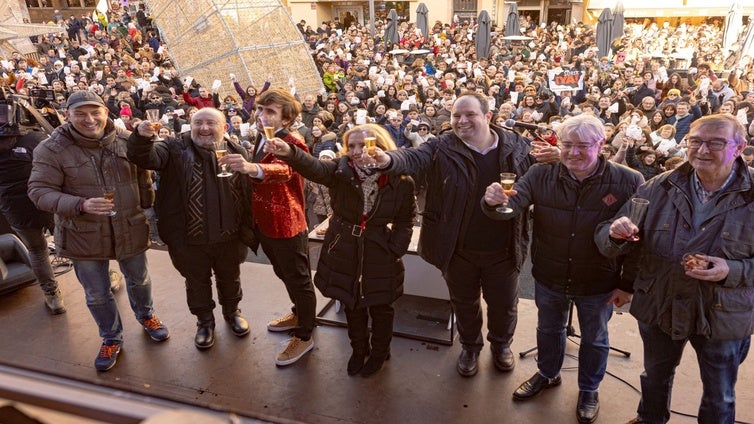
{"left": 182, "top": 84, "right": 216, "bottom": 109}
{"left": 222, "top": 88, "right": 316, "bottom": 366}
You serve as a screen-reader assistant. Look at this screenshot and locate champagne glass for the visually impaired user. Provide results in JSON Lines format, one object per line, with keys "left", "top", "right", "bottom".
{"left": 363, "top": 133, "right": 378, "bottom": 168}
{"left": 262, "top": 119, "right": 276, "bottom": 140}
{"left": 214, "top": 139, "right": 232, "bottom": 177}
{"left": 145, "top": 109, "right": 162, "bottom": 141}
{"left": 496, "top": 172, "right": 516, "bottom": 213}
{"left": 627, "top": 198, "right": 650, "bottom": 241}
{"left": 102, "top": 185, "right": 117, "bottom": 216}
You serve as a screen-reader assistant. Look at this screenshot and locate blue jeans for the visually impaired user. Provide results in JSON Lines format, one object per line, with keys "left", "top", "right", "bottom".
{"left": 636, "top": 322, "right": 751, "bottom": 424}
{"left": 534, "top": 281, "right": 613, "bottom": 391}
{"left": 73, "top": 252, "right": 154, "bottom": 343}
{"left": 11, "top": 226, "right": 58, "bottom": 293}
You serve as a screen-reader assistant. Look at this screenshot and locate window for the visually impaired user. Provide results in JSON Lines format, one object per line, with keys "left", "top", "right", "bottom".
{"left": 453, "top": 0, "right": 477, "bottom": 19}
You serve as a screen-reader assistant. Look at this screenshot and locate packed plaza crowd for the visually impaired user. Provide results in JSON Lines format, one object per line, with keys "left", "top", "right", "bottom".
{"left": 0, "top": 4, "right": 753, "bottom": 424}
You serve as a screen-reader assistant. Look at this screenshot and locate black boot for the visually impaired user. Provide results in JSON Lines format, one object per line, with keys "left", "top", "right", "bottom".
{"left": 361, "top": 304, "right": 394, "bottom": 377}
{"left": 195, "top": 315, "right": 215, "bottom": 350}
{"left": 345, "top": 307, "right": 371, "bottom": 376}
{"left": 224, "top": 309, "right": 250, "bottom": 337}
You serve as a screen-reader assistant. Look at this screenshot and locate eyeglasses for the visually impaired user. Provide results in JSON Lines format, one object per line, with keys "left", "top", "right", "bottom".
{"left": 668, "top": 93, "right": 678, "bottom": 97}
{"left": 418, "top": 127, "right": 428, "bottom": 131}
{"left": 558, "top": 141, "right": 599, "bottom": 151}
{"left": 686, "top": 138, "right": 735, "bottom": 151}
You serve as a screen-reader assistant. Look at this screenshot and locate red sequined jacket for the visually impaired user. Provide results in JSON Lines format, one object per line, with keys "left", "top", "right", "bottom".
{"left": 250, "top": 130, "right": 308, "bottom": 239}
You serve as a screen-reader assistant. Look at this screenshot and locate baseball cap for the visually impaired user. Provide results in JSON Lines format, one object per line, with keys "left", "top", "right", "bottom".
{"left": 66, "top": 91, "right": 106, "bottom": 110}
{"left": 165, "top": 106, "right": 176, "bottom": 113}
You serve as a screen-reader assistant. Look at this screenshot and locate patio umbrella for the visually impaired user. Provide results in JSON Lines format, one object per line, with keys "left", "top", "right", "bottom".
{"left": 416, "top": 3, "right": 429, "bottom": 39}
{"left": 723, "top": 0, "right": 743, "bottom": 53}
{"left": 742, "top": 17, "right": 754, "bottom": 60}
{"left": 610, "top": 0, "right": 625, "bottom": 44}
{"left": 596, "top": 8, "right": 613, "bottom": 58}
{"left": 504, "top": 2, "right": 520, "bottom": 38}
{"left": 384, "top": 9, "right": 400, "bottom": 48}
{"left": 475, "top": 10, "right": 491, "bottom": 59}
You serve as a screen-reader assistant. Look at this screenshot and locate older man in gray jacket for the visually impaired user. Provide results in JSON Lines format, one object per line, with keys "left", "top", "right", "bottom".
{"left": 597, "top": 114, "right": 754, "bottom": 424}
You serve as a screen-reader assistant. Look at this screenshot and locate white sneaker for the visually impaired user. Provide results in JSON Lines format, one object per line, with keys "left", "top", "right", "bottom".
{"left": 44, "top": 289, "right": 66, "bottom": 314}
{"left": 275, "top": 336, "right": 313, "bottom": 366}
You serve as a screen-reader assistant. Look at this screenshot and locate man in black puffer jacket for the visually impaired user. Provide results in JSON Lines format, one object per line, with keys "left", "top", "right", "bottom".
{"left": 373, "top": 92, "right": 561, "bottom": 379}
{"left": 483, "top": 114, "right": 644, "bottom": 423}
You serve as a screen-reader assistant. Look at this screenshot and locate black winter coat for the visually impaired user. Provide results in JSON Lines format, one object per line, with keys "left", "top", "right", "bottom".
{"left": 127, "top": 131, "right": 252, "bottom": 247}
{"left": 0, "top": 131, "right": 53, "bottom": 229}
{"left": 283, "top": 146, "right": 416, "bottom": 310}
{"left": 386, "top": 126, "right": 535, "bottom": 273}
{"left": 483, "top": 158, "right": 644, "bottom": 295}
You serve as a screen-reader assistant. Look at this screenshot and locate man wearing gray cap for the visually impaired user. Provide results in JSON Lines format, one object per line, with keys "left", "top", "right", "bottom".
{"left": 28, "top": 91, "right": 169, "bottom": 372}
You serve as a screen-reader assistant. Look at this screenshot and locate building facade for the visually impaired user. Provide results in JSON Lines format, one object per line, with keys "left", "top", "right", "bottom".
{"left": 17, "top": 0, "right": 754, "bottom": 34}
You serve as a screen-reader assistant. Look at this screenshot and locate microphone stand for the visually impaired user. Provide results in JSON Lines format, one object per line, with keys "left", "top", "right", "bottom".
{"left": 519, "top": 301, "right": 631, "bottom": 358}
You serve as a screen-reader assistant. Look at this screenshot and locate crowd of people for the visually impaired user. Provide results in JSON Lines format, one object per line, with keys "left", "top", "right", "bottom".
{"left": 0, "top": 4, "right": 752, "bottom": 424}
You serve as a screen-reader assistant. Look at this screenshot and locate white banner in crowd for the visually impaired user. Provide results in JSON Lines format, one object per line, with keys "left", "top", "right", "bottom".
{"left": 547, "top": 69, "right": 585, "bottom": 93}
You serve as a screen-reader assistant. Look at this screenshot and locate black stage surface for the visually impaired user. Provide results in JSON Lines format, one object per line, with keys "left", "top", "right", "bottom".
{"left": 0, "top": 248, "right": 752, "bottom": 423}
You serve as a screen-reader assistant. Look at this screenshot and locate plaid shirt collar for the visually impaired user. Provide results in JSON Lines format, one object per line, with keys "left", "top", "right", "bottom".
{"left": 692, "top": 161, "right": 738, "bottom": 204}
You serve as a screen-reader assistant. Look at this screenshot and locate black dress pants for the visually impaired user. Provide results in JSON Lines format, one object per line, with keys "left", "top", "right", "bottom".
{"left": 443, "top": 248, "right": 519, "bottom": 353}
{"left": 168, "top": 239, "right": 248, "bottom": 322}
{"left": 256, "top": 229, "right": 316, "bottom": 340}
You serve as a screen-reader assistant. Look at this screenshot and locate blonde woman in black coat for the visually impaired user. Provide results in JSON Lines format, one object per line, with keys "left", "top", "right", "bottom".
{"left": 264, "top": 124, "right": 416, "bottom": 377}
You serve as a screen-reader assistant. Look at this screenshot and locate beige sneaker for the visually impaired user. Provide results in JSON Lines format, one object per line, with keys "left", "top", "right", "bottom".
{"left": 267, "top": 311, "right": 297, "bottom": 332}
{"left": 275, "top": 336, "right": 313, "bottom": 366}
{"left": 44, "top": 289, "right": 66, "bottom": 315}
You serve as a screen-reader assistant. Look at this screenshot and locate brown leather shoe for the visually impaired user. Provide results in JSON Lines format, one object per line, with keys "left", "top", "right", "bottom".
{"left": 512, "top": 372, "right": 561, "bottom": 401}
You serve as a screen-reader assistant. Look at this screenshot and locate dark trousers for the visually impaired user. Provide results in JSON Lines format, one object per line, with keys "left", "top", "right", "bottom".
{"left": 11, "top": 226, "right": 58, "bottom": 294}
{"left": 636, "top": 322, "right": 751, "bottom": 424}
{"left": 167, "top": 239, "right": 247, "bottom": 322}
{"left": 256, "top": 229, "right": 316, "bottom": 340}
{"left": 443, "top": 249, "right": 519, "bottom": 353}
{"left": 344, "top": 304, "right": 394, "bottom": 357}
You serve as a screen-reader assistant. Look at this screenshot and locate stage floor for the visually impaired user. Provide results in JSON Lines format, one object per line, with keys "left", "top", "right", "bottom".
{"left": 0, "top": 248, "right": 752, "bottom": 423}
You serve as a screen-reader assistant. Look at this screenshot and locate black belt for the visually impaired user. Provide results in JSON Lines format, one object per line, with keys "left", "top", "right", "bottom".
{"left": 330, "top": 215, "right": 364, "bottom": 237}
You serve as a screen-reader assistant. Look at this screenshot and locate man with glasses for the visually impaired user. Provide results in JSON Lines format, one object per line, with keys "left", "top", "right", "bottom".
{"left": 483, "top": 114, "right": 643, "bottom": 423}
{"left": 597, "top": 114, "right": 754, "bottom": 424}
{"left": 405, "top": 121, "right": 436, "bottom": 147}
{"left": 144, "top": 92, "right": 167, "bottom": 115}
